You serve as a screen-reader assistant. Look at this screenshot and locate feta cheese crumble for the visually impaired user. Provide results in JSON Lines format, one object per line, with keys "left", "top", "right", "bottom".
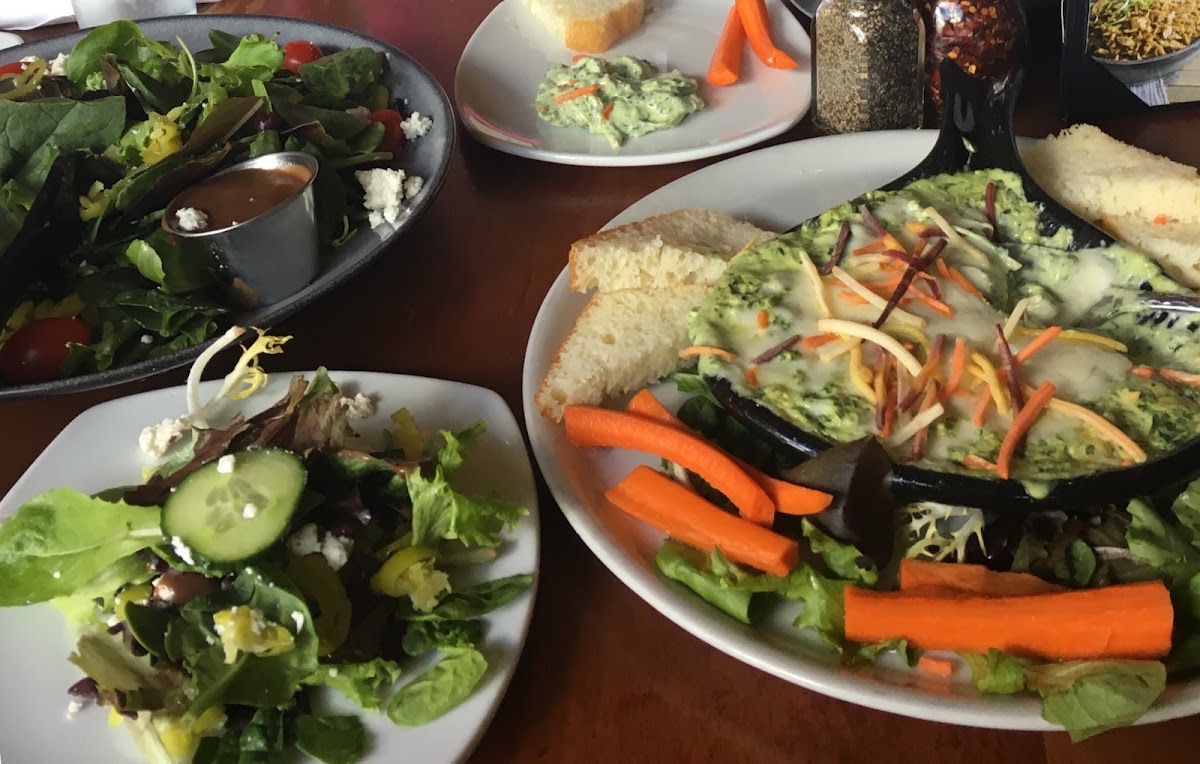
{"left": 50, "top": 53, "right": 69, "bottom": 77}
{"left": 66, "top": 700, "right": 83, "bottom": 720}
{"left": 287, "top": 522, "right": 352, "bottom": 570}
{"left": 399, "top": 111, "right": 432, "bottom": 140}
{"left": 140, "top": 334, "right": 154, "bottom": 345}
{"left": 286, "top": 523, "right": 322, "bottom": 557}
{"left": 291, "top": 611, "right": 305, "bottom": 632}
{"left": 174, "top": 206, "right": 209, "bottom": 232}
{"left": 340, "top": 392, "right": 377, "bottom": 419}
{"left": 355, "top": 168, "right": 426, "bottom": 230}
{"left": 216, "top": 454, "right": 237, "bottom": 474}
{"left": 320, "top": 534, "right": 352, "bottom": 571}
{"left": 171, "top": 535, "right": 196, "bottom": 566}
{"left": 242, "top": 502, "right": 260, "bottom": 519}
{"left": 139, "top": 417, "right": 190, "bottom": 458}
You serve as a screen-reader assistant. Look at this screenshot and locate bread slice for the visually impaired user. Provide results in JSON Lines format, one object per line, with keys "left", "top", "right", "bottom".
{"left": 523, "top": 0, "right": 646, "bottom": 53}
{"left": 1096, "top": 214, "right": 1200, "bottom": 290}
{"left": 535, "top": 285, "right": 711, "bottom": 422}
{"left": 569, "top": 209, "right": 776, "bottom": 293}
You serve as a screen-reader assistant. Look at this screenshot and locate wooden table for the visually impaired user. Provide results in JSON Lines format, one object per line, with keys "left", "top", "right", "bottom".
{"left": 6, "top": 2, "right": 1200, "bottom": 762}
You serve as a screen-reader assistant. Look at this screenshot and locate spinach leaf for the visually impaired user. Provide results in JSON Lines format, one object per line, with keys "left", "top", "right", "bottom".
{"left": 294, "top": 715, "right": 367, "bottom": 764}
{"left": 0, "top": 195, "right": 23, "bottom": 255}
{"left": 1025, "top": 660, "right": 1166, "bottom": 742}
{"left": 123, "top": 601, "right": 175, "bottom": 660}
{"left": 50, "top": 554, "right": 152, "bottom": 627}
{"left": 385, "top": 646, "right": 487, "bottom": 726}
{"left": 115, "top": 61, "right": 191, "bottom": 115}
{"left": 298, "top": 47, "right": 382, "bottom": 102}
{"left": 207, "top": 29, "right": 244, "bottom": 62}
{"left": 123, "top": 230, "right": 216, "bottom": 293}
{"left": 194, "top": 705, "right": 287, "bottom": 764}
{"left": 401, "top": 619, "right": 484, "bottom": 657}
{"left": 274, "top": 98, "right": 371, "bottom": 142}
{"left": 0, "top": 97, "right": 126, "bottom": 188}
{"left": 67, "top": 20, "right": 178, "bottom": 86}
{"left": 111, "top": 143, "right": 230, "bottom": 217}
{"left": 1127, "top": 497, "right": 1198, "bottom": 570}
{"left": 304, "top": 658, "right": 402, "bottom": 710}
{"left": 405, "top": 574, "right": 534, "bottom": 621}
{"left": 182, "top": 96, "right": 264, "bottom": 155}
{"left": 408, "top": 467, "right": 527, "bottom": 549}
{"left": 0, "top": 488, "right": 161, "bottom": 606}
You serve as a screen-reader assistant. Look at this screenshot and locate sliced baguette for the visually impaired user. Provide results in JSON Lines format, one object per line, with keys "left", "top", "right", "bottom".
{"left": 523, "top": 0, "right": 646, "bottom": 53}
{"left": 569, "top": 209, "right": 776, "bottom": 293}
{"left": 535, "top": 285, "right": 711, "bottom": 422}
{"left": 1096, "top": 214, "right": 1200, "bottom": 290}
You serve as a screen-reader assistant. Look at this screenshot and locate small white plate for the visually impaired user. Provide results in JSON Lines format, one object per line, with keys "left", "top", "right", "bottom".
{"left": 0, "top": 32, "right": 24, "bottom": 50}
{"left": 520, "top": 130, "right": 1200, "bottom": 729}
{"left": 454, "top": 0, "right": 812, "bottom": 166}
{"left": 0, "top": 371, "right": 540, "bottom": 763}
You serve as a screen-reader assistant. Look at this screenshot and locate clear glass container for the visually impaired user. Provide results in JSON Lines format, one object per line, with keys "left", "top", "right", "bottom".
{"left": 71, "top": 0, "right": 197, "bottom": 28}
{"left": 811, "top": 0, "right": 926, "bottom": 135}
{"left": 920, "top": 0, "right": 1025, "bottom": 120}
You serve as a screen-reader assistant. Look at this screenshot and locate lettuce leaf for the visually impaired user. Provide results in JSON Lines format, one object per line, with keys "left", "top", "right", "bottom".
{"left": 655, "top": 541, "right": 755, "bottom": 624}
{"left": 305, "top": 658, "right": 402, "bottom": 711}
{"left": 385, "top": 646, "right": 487, "bottom": 727}
{"left": 962, "top": 649, "right": 1027, "bottom": 694}
{"left": 1025, "top": 660, "right": 1166, "bottom": 742}
{"left": 0, "top": 488, "right": 161, "bottom": 606}
{"left": 407, "top": 467, "right": 527, "bottom": 549}
{"left": 802, "top": 519, "right": 877, "bottom": 586}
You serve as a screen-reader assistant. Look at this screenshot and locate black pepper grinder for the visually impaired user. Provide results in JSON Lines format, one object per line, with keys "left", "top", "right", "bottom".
{"left": 810, "top": 0, "right": 926, "bottom": 135}
{"left": 920, "top": 0, "right": 1027, "bottom": 122}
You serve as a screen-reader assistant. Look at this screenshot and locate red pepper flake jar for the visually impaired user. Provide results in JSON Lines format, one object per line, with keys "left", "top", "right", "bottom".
{"left": 921, "top": 0, "right": 1025, "bottom": 119}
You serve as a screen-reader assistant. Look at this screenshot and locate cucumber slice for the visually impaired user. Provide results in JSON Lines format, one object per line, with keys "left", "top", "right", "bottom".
{"left": 162, "top": 449, "right": 307, "bottom": 564}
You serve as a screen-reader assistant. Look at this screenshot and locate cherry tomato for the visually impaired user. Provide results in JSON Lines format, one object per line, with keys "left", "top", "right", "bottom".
{"left": 0, "top": 317, "right": 91, "bottom": 385}
{"left": 367, "top": 109, "right": 406, "bottom": 154}
{"left": 282, "top": 40, "right": 324, "bottom": 74}
{"left": 0, "top": 61, "right": 27, "bottom": 77}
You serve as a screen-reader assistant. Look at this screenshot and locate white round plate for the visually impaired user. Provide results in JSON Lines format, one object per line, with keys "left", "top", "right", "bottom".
{"left": 0, "top": 32, "right": 23, "bottom": 51}
{"left": 0, "top": 371, "right": 539, "bottom": 763}
{"left": 454, "top": 0, "right": 812, "bottom": 166}
{"left": 521, "top": 130, "right": 1200, "bottom": 729}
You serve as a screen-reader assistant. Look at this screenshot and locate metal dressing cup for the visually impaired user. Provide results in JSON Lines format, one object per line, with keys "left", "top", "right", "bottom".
{"left": 163, "top": 151, "right": 320, "bottom": 309}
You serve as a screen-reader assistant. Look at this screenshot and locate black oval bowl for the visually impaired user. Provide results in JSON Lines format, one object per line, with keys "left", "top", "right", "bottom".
{"left": 713, "top": 60, "right": 1200, "bottom": 510}
{"left": 0, "top": 15, "right": 455, "bottom": 400}
{"left": 1093, "top": 36, "right": 1200, "bottom": 87}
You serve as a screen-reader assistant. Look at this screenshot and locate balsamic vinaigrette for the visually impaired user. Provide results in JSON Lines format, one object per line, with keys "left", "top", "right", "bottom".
{"left": 169, "top": 164, "right": 312, "bottom": 231}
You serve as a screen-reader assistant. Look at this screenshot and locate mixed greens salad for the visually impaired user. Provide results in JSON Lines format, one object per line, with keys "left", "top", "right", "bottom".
{"left": 0, "top": 21, "right": 432, "bottom": 386}
{"left": 0, "top": 328, "right": 532, "bottom": 763}
{"left": 649, "top": 373, "right": 1200, "bottom": 741}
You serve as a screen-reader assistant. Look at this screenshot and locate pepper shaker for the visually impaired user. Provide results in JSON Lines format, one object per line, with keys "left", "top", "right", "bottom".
{"left": 920, "top": 0, "right": 1026, "bottom": 120}
{"left": 811, "top": 0, "right": 926, "bottom": 135}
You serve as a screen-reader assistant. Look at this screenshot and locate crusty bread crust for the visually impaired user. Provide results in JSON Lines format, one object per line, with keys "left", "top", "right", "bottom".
{"left": 562, "top": 0, "right": 645, "bottom": 52}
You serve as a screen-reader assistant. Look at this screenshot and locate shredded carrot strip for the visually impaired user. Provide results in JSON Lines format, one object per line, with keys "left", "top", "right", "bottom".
{"left": 757, "top": 309, "right": 769, "bottom": 329}
{"left": 917, "top": 656, "right": 956, "bottom": 678}
{"left": 963, "top": 454, "right": 998, "bottom": 472}
{"left": 997, "top": 381, "right": 1056, "bottom": 479}
{"left": 936, "top": 260, "right": 986, "bottom": 300}
{"left": 555, "top": 84, "right": 599, "bottom": 103}
{"left": 905, "top": 286, "right": 955, "bottom": 318}
{"left": 1154, "top": 214, "right": 1169, "bottom": 225}
{"left": 942, "top": 337, "right": 967, "bottom": 403}
{"left": 744, "top": 365, "right": 760, "bottom": 387}
{"left": 679, "top": 345, "right": 735, "bottom": 361}
{"left": 838, "top": 291, "right": 870, "bottom": 305}
{"left": 1130, "top": 365, "right": 1155, "bottom": 379}
{"left": 571, "top": 54, "right": 590, "bottom": 62}
{"left": 1160, "top": 368, "right": 1200, "bottom": 386}
{"left": 601, "top": 102, "right": 614, "bottom": 120}
{"left": 971, "top": 387, "right": 992, "bottom": 427}
{"left": 911, "top": 238, "right": 928, "bottom": 259}
{"left": 801, "top": 334, "right": 838, "bottom": 350}
{"left": 854, "top": 241, "right": 886, "bottom": 256}
{"left": 1014, "top": 326, "right": 1062, "bottom": 365}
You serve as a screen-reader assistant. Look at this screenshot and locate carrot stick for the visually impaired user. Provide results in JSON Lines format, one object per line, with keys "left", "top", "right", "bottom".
{"left": 942, "top": 337, "right": 967, "bottom": 403}
{"left": 622, "top": 390, "right": 832, "bottom": 517}
{"left": 555, "top": 84, "right": 599, "bottom": 103}
{"left": 843, "top": 580, "right": 1173, "bottom": 660}
{"left": 735, "top": 0, "right": 798, "bottom": 69}
{"left": 971, "top": 387, "right": 992, "bottom": 427}
{"left": 1160, "top": 368, "right": 1200, "bottom": 386}
{"left": 757, "top": 308, "right": 769, "bottom": 329}
{"left": 1014, "top": 326, "right": 1063, "bottom": 364}
{"left": 565, "top": 405, "right": 775, "bottom": 523}
{"left": 707, "top": 4, "right": 746, "bottom": 86}
{"left": 801, "top": 334, "right": 838, "bottom": 350}
{"left": 606, "top": 465, "right": 799, "bottom": 576}
{"left": 916, "top": 656, "right": 956, "bottom": 678}
{"left": 678, "top": 345, "right": 736, "bottom": 361}
{"left": 962, "top": 454, "right": 997, "bottom": 472}
{"left": 899, "top": 559, "right": 1066, "bottom": 597}
{"left": 996, "top": 381, "right": 1056, "bottom": 479}
{"left": 1130, "top": 365, "right": 1155, "bottom": 379}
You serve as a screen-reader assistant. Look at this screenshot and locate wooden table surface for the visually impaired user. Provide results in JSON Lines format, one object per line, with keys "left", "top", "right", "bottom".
{"left": 6, "top": 1, "right": 1200, "bottom": 762}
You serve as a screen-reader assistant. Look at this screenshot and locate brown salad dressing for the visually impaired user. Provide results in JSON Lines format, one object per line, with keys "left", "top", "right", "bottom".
{"left": 170, "top": 165, "right": 312, "bottom": 231}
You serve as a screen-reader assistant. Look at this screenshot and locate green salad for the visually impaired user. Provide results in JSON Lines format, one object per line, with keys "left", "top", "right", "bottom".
{"left": 0, "top": 328, "right": 532, "bottom": 763}
{"left": 0, "top": 21, "right": 432, "bottom": 386}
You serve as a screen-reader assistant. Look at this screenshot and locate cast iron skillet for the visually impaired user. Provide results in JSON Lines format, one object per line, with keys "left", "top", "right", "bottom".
{"left": 707, "top": 58, "right": 1200, "bottom": 510}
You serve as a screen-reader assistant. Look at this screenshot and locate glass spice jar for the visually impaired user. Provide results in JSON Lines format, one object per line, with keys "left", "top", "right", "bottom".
{"left": 921, "top": 0, "right": 1025, "bottom": 120}
{"left": 811, "top": 0, "right": 925, "bottom": 135}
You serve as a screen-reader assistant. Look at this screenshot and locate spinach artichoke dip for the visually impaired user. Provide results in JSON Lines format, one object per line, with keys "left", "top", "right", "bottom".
{"left": 534, "top": 55, "right": 704, "bottom": 148}
{"left": 689, "top": 169, "right": 1200, "bottom": 482}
